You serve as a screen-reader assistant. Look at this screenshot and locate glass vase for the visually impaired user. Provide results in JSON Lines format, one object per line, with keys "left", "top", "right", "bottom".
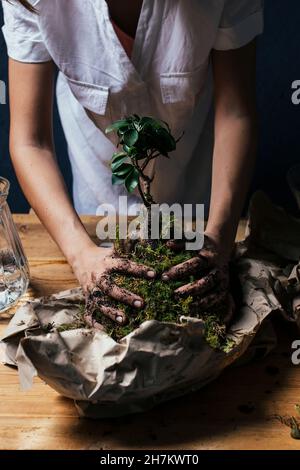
{"left": 0, "top": 177, "right": 29, "bottom": 312}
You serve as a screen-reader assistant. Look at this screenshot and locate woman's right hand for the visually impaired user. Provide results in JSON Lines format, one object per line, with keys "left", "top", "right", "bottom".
{"left": 71, "top": 244, "right": 156, "bottom": 325}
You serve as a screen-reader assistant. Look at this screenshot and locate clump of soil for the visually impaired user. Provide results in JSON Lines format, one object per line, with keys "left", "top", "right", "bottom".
{"left": 274, "top": 413, "right": 300, "bottom": 440}
{"left": 88, "top": 239, "right": 235, "bottom": 352}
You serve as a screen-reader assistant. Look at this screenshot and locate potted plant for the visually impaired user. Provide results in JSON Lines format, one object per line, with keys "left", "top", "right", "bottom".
{"left": 107, "top": 115, "right": 176, "bottom": 209}
{"left": 85, "top": 115, "right": 233, "bottom": 351}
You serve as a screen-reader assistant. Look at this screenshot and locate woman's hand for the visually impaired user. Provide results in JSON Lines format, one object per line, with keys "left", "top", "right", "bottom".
{"left": 71, "top": 244, "right": 155, "bottom": 325}
{"left": 161, "top": 233, "right": 235, "bottom": 323}
{"left": 72, "top": 233, "right": 234, "bottom": 329}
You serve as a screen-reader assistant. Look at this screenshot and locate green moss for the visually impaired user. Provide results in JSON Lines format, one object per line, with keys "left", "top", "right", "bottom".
{"left": 56, "top": 305, "right": 87, "bottom": 332}
{"left": 51, "top": 240, "right": 235, "bottom": 352}
{"left": 92, "top": 240, "right": 234, "bottom": 352}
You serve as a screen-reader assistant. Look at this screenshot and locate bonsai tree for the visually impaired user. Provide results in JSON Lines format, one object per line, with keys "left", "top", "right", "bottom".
{"left": 80, "top": 115, "right": 235, "bottom": 352}
{"left": 105, "top": 115, "right": 177, "bottom": 209}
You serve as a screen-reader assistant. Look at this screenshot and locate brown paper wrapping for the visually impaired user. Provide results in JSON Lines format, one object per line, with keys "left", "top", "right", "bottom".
{"left": 1, "top": 166, "right": 300, "bottom": 418}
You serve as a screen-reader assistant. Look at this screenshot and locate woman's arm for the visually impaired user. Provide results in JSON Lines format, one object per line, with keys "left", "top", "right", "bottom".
{"left": 8, "top": 59, "right": 152, "bottom": 320}
{"left": 205, "top": 40, "right": 258, "bottom": 260}
{"left": 161, "top": 42, "right": 257, "bottom": 321}
{"left": 9, "top": 59, "right": 94, "bottom": 265}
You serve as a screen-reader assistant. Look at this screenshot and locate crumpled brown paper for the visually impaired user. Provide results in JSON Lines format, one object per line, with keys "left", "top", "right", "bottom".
{"left": 1, "top": 167, "right": 300, "bottom": 418}
{"left": 0, "top": 279, "right": 278, "bottom": 418}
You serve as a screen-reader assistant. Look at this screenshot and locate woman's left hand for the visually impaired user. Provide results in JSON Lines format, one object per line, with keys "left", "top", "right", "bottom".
{"left": 162, "top": 233, "right": 235, "bottom": 323}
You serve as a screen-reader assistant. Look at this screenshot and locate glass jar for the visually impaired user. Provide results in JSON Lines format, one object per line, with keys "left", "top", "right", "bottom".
{"left": 0, "top": 177, "right": 29, "bottom": 312}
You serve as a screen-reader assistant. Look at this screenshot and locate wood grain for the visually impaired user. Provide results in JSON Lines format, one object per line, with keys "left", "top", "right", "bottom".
{"left": 0, "top": 215, "right": 299, "bottom": 450}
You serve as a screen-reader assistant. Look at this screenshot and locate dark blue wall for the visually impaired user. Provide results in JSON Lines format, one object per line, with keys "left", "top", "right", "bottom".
{"left": 1, "top": 0, "right": 300, "bottom": 213}
{"left": 253, "top": 0, "right": 300, "bottom": 213}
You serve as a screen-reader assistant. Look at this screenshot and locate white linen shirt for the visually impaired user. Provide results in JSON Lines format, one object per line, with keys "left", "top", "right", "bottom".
{"left": 2, "top": 0, "right": 264, "bottom": 214}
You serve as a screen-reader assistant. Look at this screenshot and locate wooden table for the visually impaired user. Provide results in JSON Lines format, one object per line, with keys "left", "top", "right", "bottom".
{"left": 0, "top": 214, "right": 299, "bottom": 450}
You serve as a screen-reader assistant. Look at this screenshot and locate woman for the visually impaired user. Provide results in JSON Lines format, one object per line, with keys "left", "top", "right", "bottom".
{"left": 2, "top": 0, "right": 263, "bottom": 324}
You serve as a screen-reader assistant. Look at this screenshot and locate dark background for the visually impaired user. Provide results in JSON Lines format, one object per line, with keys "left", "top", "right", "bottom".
{"left": 1, "top": 0, "right": 300, "bottom": 214}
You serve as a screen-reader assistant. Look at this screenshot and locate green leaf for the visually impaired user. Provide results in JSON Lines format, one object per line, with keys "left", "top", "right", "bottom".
{"left": 140, "top": 116, "right": 155, "bottom": 127}
{"left": 123, "top": 144, "right": 131, "bottom": 154}
{"left": 112, "top": 151, "right": 127, "bottom": 160}
{"left": 125, "top": 168, "right": 139, "bottom": 193}
{"left": 111, "top": 152, "right": 128, "bottom": 171}
{"left": 122, "top": 144, "right": 138, "bottom": 156}
{"left": 113, "top": 162, "right": 134, "bottom": 178}
{"left": 156, "top": 128, "right": 176, "bottom": 152}
{"left": 139, "top": 116, "right": 170, "bottom": 132}
{"left": 123, "top": 129, "right": 139, "bottom": 147}
{"left": 112, "top": 151, "right": 127, "bottom": 163}
{"left": 112, "top": 174, "right": 125, "bottom": 185}
{"left": 105, "top": 120, "right": 128, "bottom": 134}
{"left": 107, "top": 115, "right": 177, "bottom": 203}
{"left": 111, "top": 156, "right": 127, "bottom": 172}
{"left": 133, "top": 120, "right": 141, "bottom": 132}
{"left": 160, "top": 119, "right": 171, "bottom": 133}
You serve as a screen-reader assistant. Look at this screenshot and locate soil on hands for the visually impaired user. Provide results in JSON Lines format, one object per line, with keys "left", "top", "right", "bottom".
{"left": 86, "top": 239, "right": 236, "bottom": 352}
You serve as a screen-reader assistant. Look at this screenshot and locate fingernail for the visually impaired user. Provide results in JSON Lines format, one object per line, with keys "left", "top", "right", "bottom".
{"left": 134, "top": 300, "right": 142, "bottom": 308}
{"left": 116, "top": 315, "right": 124, "bottom": 324}
{"left": 162, "top": 274, "right": 169, "bottom": 281}
{"left": 147, "top": 270, "right": 155, "bottom": 278}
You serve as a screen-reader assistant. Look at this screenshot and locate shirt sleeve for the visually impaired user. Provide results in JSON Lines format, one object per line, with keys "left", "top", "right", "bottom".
{"left": 1, "top": 1, "right": 51, "bottom": 62}
{"left": 214, "top": 0, "right": 264, "bottom": 50}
